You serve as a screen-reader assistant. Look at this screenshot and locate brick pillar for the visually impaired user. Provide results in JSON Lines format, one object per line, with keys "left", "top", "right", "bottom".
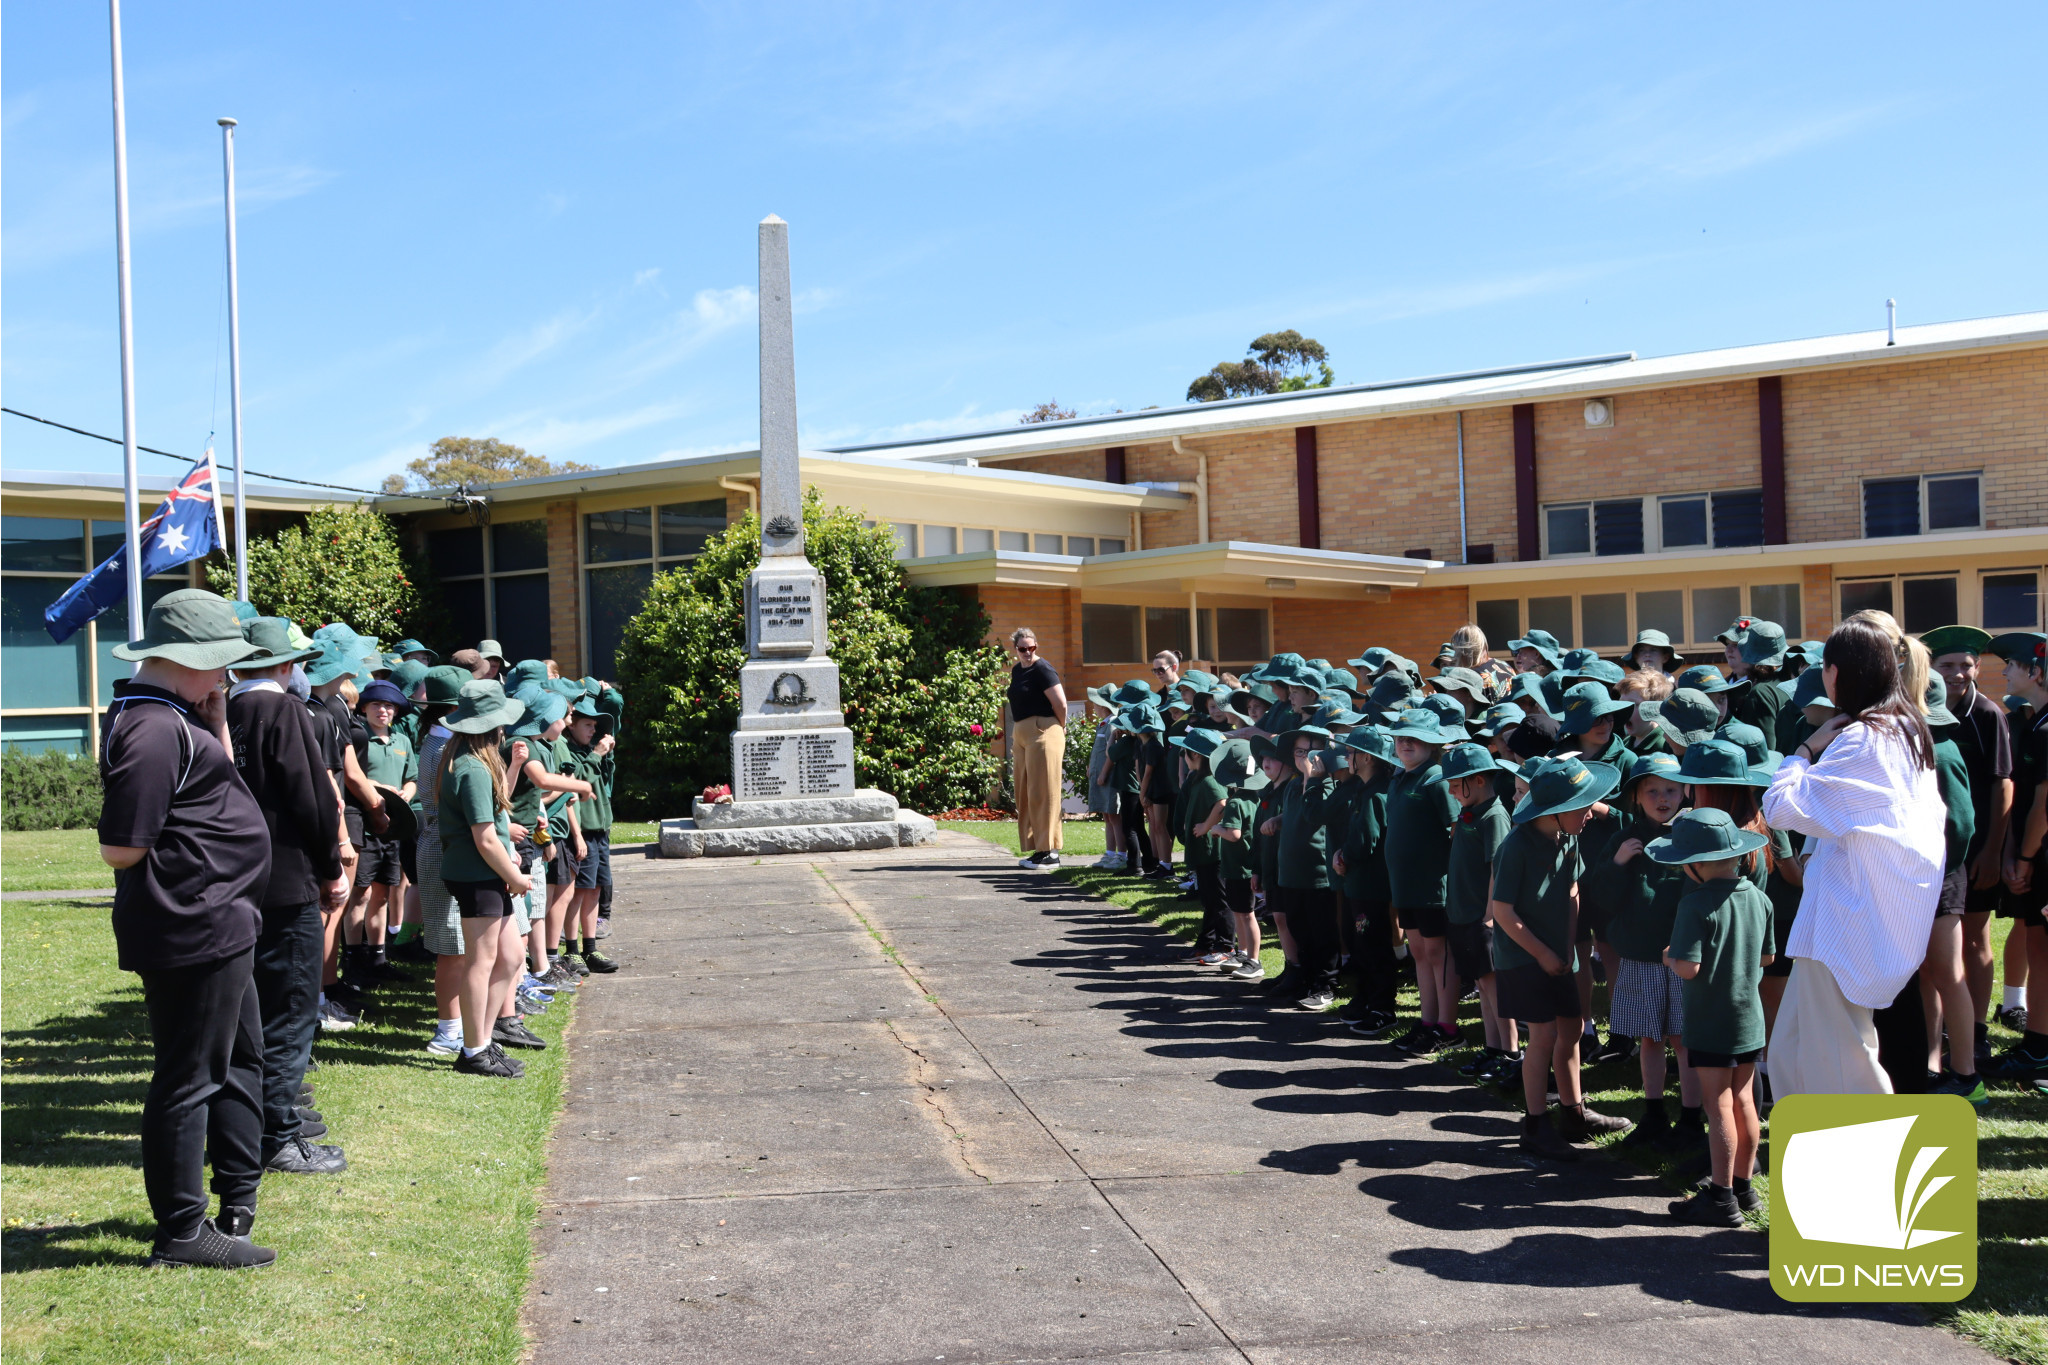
{"left": 1758, "top": 377, "right": 1788, "bottom": 544}
{"left": 1294, "top": 427, "right": 1320, "bottom": 549}
{"left": 546, "top": 500, "right": 582, "bottom": 676}
{"left": 1803, "top": 563, "right": 1833, "bottom": 641}
{"left": 1105, "top": 447, "right": 1126, "bottom": 484}
{"left": 1513, "top": 404, "right": 1539, "bottom": 562}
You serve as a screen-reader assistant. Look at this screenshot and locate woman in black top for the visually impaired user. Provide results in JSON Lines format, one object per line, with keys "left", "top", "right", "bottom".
{"left": 1007, "top": 628, "right": 1069, "bottom": 868}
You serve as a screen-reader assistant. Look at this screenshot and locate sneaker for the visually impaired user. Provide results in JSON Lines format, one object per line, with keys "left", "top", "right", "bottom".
{"left": 1196, "top": 950, "right": 1235, "bottom": 967}
{"left": 1987, "top": 1043, "right": 2048, "bottom": 1082}
{"left": 1557, "top": 1102, "right": 1634, "bottom": 1142}
{"left": 582, "top": 949, "right": 620, "bottom": 974}
{"left": 1142, "top": 864, "right": 1174, "bottom": 881}
{"left": 1295, "top": 990, "right": 1336, "bottom": 1012}
{"left": 1931, "top": 1071, "right": 1990, "bottom": 1108}
{"left": 454, "top": 1044, "right": 524, "bottom": 1078}
{"left": 1668, "top": 1186, "right": 1744, "bottom": 1228}
{"left": 492, "top": 1017, "right": 548, "bottom": 1050}
{"left": 1017, "top": 850, "right": 1060, "bottom": 869}
{"left": 561, "top": 953, "right": 590, "bottom": 977}
{"left": 1994, "top": 1003, "right": 2029, "bottom": 1032}
{"left": 1458, "top": 1048, "right": 1499, "bottom": 1078}
{"left": 1091, "top": 852, "right": 1123, "bottom": 869}
{"left": 514, "top": 993, "right": 548, "bottom": 1017}
{"left": 540, "top": 961, "right": 580, "bottom": 990}
{"left": 594, "top": 918, "right": 613, "bottom": 940}
{"left": 294, "top": 1116, "right": 329, "bottom": 1139}
{"left": 1391, "top": 1024, "right": 1433, "bottom": 1053}
{"left": 147, "top": 1218, "right": 277, "bottom": 1269}
{"left": 295, "top": 1105, "right": 322, "bottom": 1124}
{"left": 317, "top": 998, "right": 358, "bottom": 1032}
{"left": 1230, "top": 957, "right": 1267, "bottom": 982}
{"left": 1347, "top": 1010, "right": 1398, "bottom": 1039}
{"left": 1405, "top": 1026, "right": 1456, "bottom": 1056}
{"left": 217, "top": 1205, "right": 259, "bottom": 1241}
{"left": 1260, "top": 967, "right": 1303, "bottom": 997}
{"left": 264, "top": 1135, "right": 347, "bottom": 1174}
{"left": 1586, "top": 1033, "right": 1635, "bottom": 1067}
{"left": 425, "top": 1030, "right": 463, "bottom": 1056}
{"left": 1479, "top": 1051, "right": 1525, "bottom": 1084}
{"left": 1176, "top": 876, "right": 1199, "bottom": 893}
{"left": 1519, "top": 1113, "right": 1578, "bottom": 1162}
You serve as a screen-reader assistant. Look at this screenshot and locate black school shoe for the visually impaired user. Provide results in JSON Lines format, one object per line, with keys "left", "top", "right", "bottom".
{"left": 265, "top": 1135, "right": 347, "bottom": 1174}
{"left": 1556, "top": 1102, "right": 1633, "bottom": 1142}
{"left": 1669, "top": 1185, "right": 1745, "bottom": 1227}
{"left": 148, "top": 1219, "right": 276, "bottom": 1269}
{"left": 1479, "top": 1050, "right": 1525, "bottom": 1085}
{"left": 582, "top": 949, "right": 620, "bottom": 974}
{"left": 1585, "top": 1032, "right": 1635, "bottom": 1067}
{"left": 1345, "top": 1010, "right": 1397, "bottom": 1039}
{"left": 1519, "top": 1113, "right": 1578, "bottom": 1162}
{"left": 492, "top": 1017, "right": 548, "bottom": 1050}
{"left": 1621, "top": 1102, "right": 1670, "bottom": 1147}
{"left": 454, "top": 1044, "right": 525, "bottom": 1078}
{"left": 1694, "top": 1174, "right": 1764, "bottom": 1212}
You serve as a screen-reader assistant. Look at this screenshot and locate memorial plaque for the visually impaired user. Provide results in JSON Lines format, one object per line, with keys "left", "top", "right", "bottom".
{"left": 748, "top": 569, "right": 824, "bottom": 656}
{"left": 732, "top": 728, "right": 854, "bottom": 799}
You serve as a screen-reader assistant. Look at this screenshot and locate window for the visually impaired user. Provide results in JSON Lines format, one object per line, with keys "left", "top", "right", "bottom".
{"left": 1711, "top": 490, "right": 1766, "bottom": 548}
{"left": 1199, "top": 607, "right": 1269, "bottom": 663}
{"left": 1475, "top": 599, "right": 1519, "bottom": 649}
{"left": 426, "top": 526, "right": 485, "bottom": 578}
{"left": 1033, "top": 534, "right": 1063, "bottom": 555}
{"left": 1082, "top": 604, "right": 1141, "bottom": 664}
{"left": 1747, "top": 583, "right": 1803, "bottom": 637}
{"left": 1593, "top": 503, "right": 1643, "bottom": 557}
{"left": 1864, "top": 473, "right": 1981, "bottom": 537}
{"left": 492, "top": 575, "right": 552, "bottom": 665}
{"left": 1659, "top": 497, "right": 1708, "bottom": 549}
{"left": 962, "top": 528, "right": 994, "bottom": 553}
{"left": 1545, "top": 505, "right": 1590, "bottom": 557}
{"left": 1581, "top": 592, "right": 1628, "bottom": 649}
{"left": 432, "top": 518, "right": 553, "bottom": 662}
{"left": 1097, "top": 537, "right": 1126, "bottom": 555}
{"left": 1691, "top": 586, "right": 1741, "bottom": 643}
{"left": 1901, "top": 577, "right": 1958, "bottom": 634}
{"left": 1527, "top": 596, "right": 1574, "bottom": 648}
{"left": 1839, "top": 578, "right": 1894, "bottom": 618}
{"left": 1067, "top": 536, "right": 1095, "bottom": 557}
{"left": 3, "top": 575, "right": 90, "bottom": 709}
{"left": 491, "top": 519, "right": 549, "bottom": 573}
{"left": 998, "top": 531, "right": 1029, "bottom": 552}
{"left": 889, "top": 523, "right": 917, "bottom": 559}
{"left": 1636, "top": 590, "right": 1684, "bottom": 643}
{"left": 1983, "top": 572, "right": 2041, "bottom": 630}
{"left": 923, "top": 526, "right": 958, "bottom": 557}
{"left": 3, "top": 516, "right": 87, "bottom": 573}
{"left": 1145, "top": 607, "right": 1192, "bottom": 660}
{"left": 578, "top": 501, "right": 730, "bottom": 675}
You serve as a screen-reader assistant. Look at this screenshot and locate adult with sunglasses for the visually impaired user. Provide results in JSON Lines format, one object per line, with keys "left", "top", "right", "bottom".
{"left": 1007, "top": 628, "right": 1069, "bottom": 869}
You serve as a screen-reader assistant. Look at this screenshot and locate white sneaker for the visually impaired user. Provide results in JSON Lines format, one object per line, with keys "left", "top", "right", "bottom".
{"left": 1017, "top": 851, "right": 1060, "bottom": 870}
{"left": 426, "top": 1031, "right": 462, "bottom": 1056}
{"left": 1093, "top": 851, "right": 1125, "bottom": 869}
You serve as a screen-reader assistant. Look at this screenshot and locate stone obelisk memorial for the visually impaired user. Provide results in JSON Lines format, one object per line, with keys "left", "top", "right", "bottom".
{"left": 659, "top": 217, "right": 936, "bottom": 857}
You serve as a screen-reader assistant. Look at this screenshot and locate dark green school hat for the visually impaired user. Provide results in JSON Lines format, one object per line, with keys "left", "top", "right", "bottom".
{"left": 236, "top": 616, "right": 325, "bottom": 671}
{"left": 1558, "top": 647, "right": 1602, "bottom": 677}
{"left": 1213, "top": 738, "right": 1259, "bottom": 786}
{"left": 444, "top": 679, "right": 524, "bottom": 735}
{"left": 1790, "top": 667, "right": 1836, "bottom": 712}
{"left": 1653, "top": 687, "right": 1721, "bottom": 745}
{"left": 1621, "top": 749, "right": 1683, "bottom": 792}
{"left": 1248, "top": 735, "right": 1280, "bottom": 765}
{"left": 1678, "top": 738, "right": 1773, "bottom": 788}
{"left": 1441, "top": 742, "right": 1516, "bottom": 782}
{"left": 1577, "top": 659, "right": 1626, "bottom": 687}
{"left": 302, "top": 643, "right": 360, "bottom": 688}
{"left": 1645, "top": 807, "right": 1767, "bottom": 864}
{"left": 1340, "top": 724, "right": 1397, "bottom": 763}
{"left": 1114, "top": 679, "right": 1157, "bottom": 706}
{"left": 423, "top": 665, "right": 470, "bottom": 706}
{"left": 1920, "top": 625, "right": 1992, "bottom": 660}
{"left": 1388, "top": 707, "right": 1468, "bottom": 745}
{"left": 1560, "top": 681, "right": 1635, "bottom": 736}
{"left": 510, "top": 689, "right": 570, "bottom": 737}
{"left": 1735, "top": 617, "right": 1789, "bottom": 668}
{"left": 111, "top": 589, "right": 268, "bottom": 670}
{"left": 389, "top": 659, "right": 431, "bottom": 695}
{"left": 1713, "top": 721, "right": 1782, "bottom": 774}
{"left": 569, "top": 693, "right": 616, "bottom": 737}
{"left": 1506, "top": 629, "right": 1563, "bottom": 668}
{"left": 1474, "top": 702, "right": 1524, "bottom": 737}
{"left": 391, "top": 637, "right": 438, "bottom": 662}
{"left": 1983, "top": 632, "right": 2048, "bottom": 664}
{"left": 1430, "top": 666, "right": 1490, "bottom": 704}
{"left": 1923, "top": 677, "right": 1959, "bottom": 728}
{"left": 1624, "top": 630, "right": 1685, "bottom": 669}
{"left": 1511, "top": 755, "right": 1619, "bottom": 825}
{"left": 1504, "top": 672, "right": 1558, "bottom": 718}
{"left": 1675, "top": 664, "right": 1744, "bottom": 695}
{"left": 1346, "top": 645, "right": 1398, "bottom": 672}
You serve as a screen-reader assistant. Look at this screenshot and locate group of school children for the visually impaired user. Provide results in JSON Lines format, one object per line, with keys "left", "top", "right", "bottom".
{"left": 1077, "top": 619, "right": 2047, "bottom": 1228}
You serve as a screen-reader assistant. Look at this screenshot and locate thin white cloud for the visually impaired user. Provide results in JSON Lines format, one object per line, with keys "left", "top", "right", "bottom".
{"left": 496, "top": 401, "right": 693, "bottom": 455}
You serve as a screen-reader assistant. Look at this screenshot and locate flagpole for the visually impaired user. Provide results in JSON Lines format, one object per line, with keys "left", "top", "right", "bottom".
{"left": 218, "top": 116, "right": 249, "bottom": 601}
{"left": 109, "top": 0, "right": 144, "bottom": 635}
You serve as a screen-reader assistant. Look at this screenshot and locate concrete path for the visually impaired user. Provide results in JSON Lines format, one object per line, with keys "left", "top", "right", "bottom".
{"left": 525, "top": 833, "right": 1985, "bottom": 1364}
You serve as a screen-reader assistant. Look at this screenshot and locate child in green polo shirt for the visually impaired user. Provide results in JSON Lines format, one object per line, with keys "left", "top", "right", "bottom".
{"left": 1276, "top": 727, "right": 1341, "bottom": 1010}
{"left": 1444, "top": 743, "right": 1517, "bottom": 1082}
{"left": 1204, "top": 741, "right": 1267, "bottom": 980}
{"left": 561, "top": 700, "right": 618, "bottom": 974}
{"left": 1490, "top": 755, "right": 1633, "bottom": 1161}
{"left": 1384, "top": 708, "right": 1463, "bottom": 1053}
{"left": 1587, "top": 752, "right": 1698, "bottom": 1148}
{"left": 1334, "top": 726, "right": 1398, "bottom": 1036}
{"left": 1172, "top": 731, "right": 1233, "bottom": 965}
{"left": 1652, "top": 808, "right": 1776, "bottom": 1226}
{"left": 1252, "top": 741, "right": 1298, "bottom": 990}
{"left": 349, "top": 679, "right": 419, "bottom": 979}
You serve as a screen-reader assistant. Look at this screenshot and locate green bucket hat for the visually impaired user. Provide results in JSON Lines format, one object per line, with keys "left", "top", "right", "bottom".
{"left": 423, "top": 664, "right": 470, "bottom": 706}
{"left": 445, "top": 680, "right": 523, "bottom": 735}
{"left": 1441, "top": 742, "right": 1516, "bottom": 783}
{"left": 389, "top": 659, "right": 431, "bottom": 695}
{"left": 1180, "top": 668, "right": 1218, "bottom": 690}
{"left": 1790, "top": 667, "right": 1836, "bottom": 712}
{"left": 1245, "top": 680, "right": 1281, "bottom": 705}
{"left": 1322, "top": 666, "right": 1362, "bottom": 695}
{"left": 302, "top": 643, "right": 360, "bottom": 688}
{"left": 1388, "top": 707, "right": 1468, "bottom": 745}
{"left": 1364, "top": 673, "right": 1419, "bottom": 718}
{"left": 1164, "top": 698, "right": 1191, "bottom": 715}
{"left": 1168, "top": 726, "right": 1226, "bottom": 758}
{"left": 1984, "top": 632, "right": 2048, "bottom": 665}
{"left": 1511, "top": 755, "right": 1620, "bottom": 825}
{"left": 568, "top": 693, "right": 616, "bottom": 737}
{"left": 1088, "top": 683, "right": 1119, "bottom": 710}
{"left": 1645, "top": 807, "right": 1768, "bottom": 865}
{"left": 510, "top": 689, "right": 570, "bottom": 737}
{"left": 1653, "top": 687, "right": 1721, "bottom": 745}
{"left": 1340, "top": 724, "right": 1397, "bottom": 763}
{"left": 110, "top": 589, "right": 267, "bottom": 671}
{"left": 1624, "top": 630, "right": 1685, "bottom": 669}
{"left": 1678, "top": 737, "right": 1773, "bottom": 788}
{"left": 1213, "top": 738, "right": 1262, "bottom": 787}
{"left": 1346, "top": 645, "right": 1397, "bottom": 672}
{"left": 391, "top": 637, "right": 438, "bottom": 662}
{"left": 1429, "top": 667, "right": 1490, "bottom": 704}
{"left": 477, "top": 639, "right": 508, "bottom": 664}
{"left": 1416, "top": 693, "right": 1472, "bottom": 734}
{"left": 1735, "top": 617, "right": 1788, "bottom": 668}
{"left": 1715, "top": 619, "right": 1747, "bottom": 647}
{"left": 236, "top": 616, "right": 325, "bottom": 672}
{"left": 1114, "top": 679, "right": 1156, "bottom": 706}
{"left": 1558, "top": 647, "right": 1602, "bottom": 676}
{"left": 1506, "top": 629, "right": 1563, "bottom": 669}
{"left": 1713, "top": 721, "right": 1782, "bottom": 773}
{"left": 1920, "top": 625, "right": 1992, "bottom": 660}
{"left": 1504, "top": 672, "right": 1558, "bottom": 718}
{"left": 1249, "top": 651, "right": 1308, "bottom": 683}
{"left": 1560, "top": 681, "right": 1635, "bottom": 736}
{"left": 1676, "top": 664, "right": 1744, "bottom": 695}
{"left": 1923, "top": 677, "right": 1959, "bottom": 728}
{"left": 1576, "top": 659, "right": 1626, "bottom": 687}
{"left": 1474, "top": 702, "right": 1524, "bottom": 737}
{"left": 509, "top": 659, "right": 551, "bottom": 692}
{"left": 1621, "top": 749, "right": 1684, "bottom": 792}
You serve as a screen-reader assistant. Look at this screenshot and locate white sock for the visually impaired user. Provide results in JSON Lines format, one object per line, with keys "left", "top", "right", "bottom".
{"left": 435, "top": 1019, "right": 461, "bottom": 1039}
{"left": 2006, "top": 985, "right": 2028, "bottom": 1009}
{"left": 461, "top": 1044, "right": 486, "bottom": 1058}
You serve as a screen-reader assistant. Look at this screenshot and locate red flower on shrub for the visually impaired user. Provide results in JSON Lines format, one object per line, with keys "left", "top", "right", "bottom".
{"left": 969, "top": 723, "right": 983, "bottom": 736}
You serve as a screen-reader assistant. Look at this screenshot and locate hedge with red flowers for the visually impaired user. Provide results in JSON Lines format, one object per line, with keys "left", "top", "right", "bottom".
{"left": 207, "top": 503, "right": 448, "bottom": 643}
{"left": 612, "top": 490, "right": 1006, "bottom": 816}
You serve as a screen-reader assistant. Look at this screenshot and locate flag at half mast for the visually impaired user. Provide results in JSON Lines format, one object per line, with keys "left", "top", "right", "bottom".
{"left": 43, "top": 450, "right": 233, "bottom": 644}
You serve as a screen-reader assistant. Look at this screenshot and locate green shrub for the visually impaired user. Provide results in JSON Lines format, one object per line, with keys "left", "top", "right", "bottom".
{"left": 2, "top": 747, "right": 103, "bottom": 831}
{"left": 612, "top": 491, "right": 1007, "bottom": 816}
{"left": 208, "top": 503, "right": 448, "bottom": 644}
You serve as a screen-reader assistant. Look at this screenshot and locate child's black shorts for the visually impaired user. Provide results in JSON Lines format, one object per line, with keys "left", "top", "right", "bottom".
{"left": 573, "top": 831, "right": 612, "bottom": 890}
{"left": 1685, "top": 1045, "right": 1763, "bottom": 1069}
{"left": 1223, "top": 878, "right": 1253, "bottom": 916}
{"left": 1446, "top": 920, "right": 1494, "bottom": 982}
{"left": 353, "top": 832, "right": 403, "bottom": 888}
{"left": 1936, "top": 865, "right": 1968, "bottom": 916}
{"left": 1495, "top": 961, "right": 1581, "bottom": 1023}
{"left": 399, "top": 834, "right": 418, "bottom": 884}
{"left": 447, "top": 877, "right": 515, "bottom": 919}
{"left": 1398, "top": 903, "right": 1449, "bottom": 939}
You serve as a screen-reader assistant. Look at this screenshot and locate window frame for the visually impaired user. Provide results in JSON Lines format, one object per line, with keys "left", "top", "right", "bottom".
{"left": 1472, "top": 579, "right": 1805, "bottom": 653}
{"left": 1861, "top": 471, "right": 1983, "bottom": 538}
{"left": 1541, "top": 487, "right": 1768, "bottom": 559}
{"left": 577, "top": 500, "right": 729, "bottom": 676}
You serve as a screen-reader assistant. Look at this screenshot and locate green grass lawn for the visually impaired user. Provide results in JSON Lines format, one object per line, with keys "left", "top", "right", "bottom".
{"left": 3, "top": 829, "right": 115, "bottom": 893}
{"left": 940, "top": 817, "right": 2048, "bottom": 1364}
{"left": 609, "top": 821, "right": 659, "bottom": 845}
{"left": 1, "top": 898, "right": 575, "bottom": 1364}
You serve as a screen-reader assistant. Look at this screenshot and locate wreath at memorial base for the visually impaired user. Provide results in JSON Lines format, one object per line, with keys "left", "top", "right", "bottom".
{"left": 614, "top": 490, "right": 1006, "bottom": 818}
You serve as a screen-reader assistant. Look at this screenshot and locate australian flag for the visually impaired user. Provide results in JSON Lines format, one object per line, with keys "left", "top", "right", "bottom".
{"left": 44, "top": 451, "right": 231, "bottom": 643}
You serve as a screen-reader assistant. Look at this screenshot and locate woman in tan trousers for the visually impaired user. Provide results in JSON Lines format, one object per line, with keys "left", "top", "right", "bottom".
{"left": 1006, "top": 628, "right": 1069, "bottom": 869}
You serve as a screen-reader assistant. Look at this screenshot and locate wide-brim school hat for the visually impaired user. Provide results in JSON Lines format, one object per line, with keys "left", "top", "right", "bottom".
{"left": 1248, "top": 651, "right": 1309, "bottom": 683}
{"left": 1919, "top": 624, "right": 1991, "bottom": 660}
{"left": 302, "top": 643, "right": 361, "bottom": 687}
{"left": 357, "top": 679, "right": 413, "bottom": 711}
{"left": 1511, "top": 756, "right": 1619, "bottom": 825}
{"left": 1645, "top": 807, "right": 1767, "bottom": 865}
{"left": 1504, "top": 672, "right": 1558, "bottom": 718}
{"left": 1712, "top": 720, "right": 1781, "bottom": 772}
{"left": 389, "top": 659, "right": 432, "bottom": 695}
{"left": 370, "top": 787, "right": 419, "bottom": 843}
{"left": 1475, "top": 703, "right": 1524, "bottom": 737}
{"left": 1340, "top": 724, "right": 1397, "bottom": 763}
{"left": 236, "top": 616, "right": 325, "bottom": 671}
{"left": 110, "top": 589, "right": 268, "bottom": 670}
{"left": 477, "top": 639, "right": 509, "bottom": 664}
{"left": 1387, "top": 707, "right": 1469, "bottom": 745}
{"left": 1624, "top": 630, "right": 1686, "bottom": 668}
{"left": 1345, "top": 645, "right": 1396, "bottom": 671}
{"left": 1678, "top": 737, "right": 1774, "bottom": 787}
{"left": 1790, "top": 667, "right": 1836, "bottom": 712}
{"left": 1983, "top": 632, "right": 2048, "bottom": 664}
{"left": 1322, "top": 666, "right": 1361, "bottom": 695}
{"left": 1416, "top": 693, "right": 1473, "bottom": 734}
{"left": 569, "top": 694, "right": 616, "bottom": 737}
{"left": 1676, "top": 664, "right": 1746, "bottom": 695}
{"left": 1441, "top": 741, "right": 1516, "bottom": 783}
{"left": 1429, "top": 666, "right": 1490, "bottom": 704}
{"left": 1168, "top": 726, "right": 1225, "bottom": 758}
{"left": 1735, "top": 618, "right": 1788, "bottom": 668}
{"left": 1212, "top": 738, "right": 1257, "bottom": 785}
{"left": 1113, "top": 679, "right": 1157, "bottom": 706}
{"left": 511, "top": 689, "right": 571, "bottom": 737}
{"left": 1506, "top": 630, "right": 1564, "bottom": 668}
{"left": 391, "top": 637, "right": 438, "bottom": 662}
{"left": 1653, "top": 687, "right": 1721, "bottom": 745}
{"left": 1923, "top": 677, "right": 1960, "bottom": 728}
{"left": 1577, "top": 659, "right": 1626, "bottom": 687}
{"left": 1088, "top": 683, "right": 1119, "bottom": 710}
{"left": 1560, "top": 681, "right": 1635, "bottom": 736}
{"left": 1180, "top": 669, "right": 1218, "bottom": 691}
{"left": 1621, "top": 749, "right": 1684, "bottom": 792}
{"left": 445, "top": 680, "right": 524, "bottom": 734}
{"left": 509, "top": 659, "right": 551, "bottom": 693}
{"left": 1164, "top": 698, "right": 1192, "bottom": 715}
{"left": 1558, "top": 648, "right": 1602, "bottom": 676}
{"left": 423, "top": 664, "right": 470, "bottom": 706}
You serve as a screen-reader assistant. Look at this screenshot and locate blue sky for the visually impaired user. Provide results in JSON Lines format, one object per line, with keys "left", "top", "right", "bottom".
{"left": 5, "top": 4, "right": 2045, "bottom": 492}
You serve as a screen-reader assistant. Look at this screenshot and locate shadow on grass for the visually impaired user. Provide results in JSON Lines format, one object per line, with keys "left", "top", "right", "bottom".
{"left": 1, "top": 1218, "right": 155, "bottom": 1272}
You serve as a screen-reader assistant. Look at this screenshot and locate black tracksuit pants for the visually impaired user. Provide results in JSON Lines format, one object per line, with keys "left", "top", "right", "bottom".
{"left": 1346, "top": 895, "right": 1399, "bottom": 1015}
{"left": 1192, "top": 864, "right": 1233, "bottom": 952}
{"left": 1119, "top": 792, "right": 1155, "bottom": 871}
{"left": 253, "top": 902, "right": 322, "bottom": 1157}
{"left": 1283, "top": 885, "right": 1342, "bottom": 994}
{"left": 137, "top": 948, "right": 264, "bottom": 1240}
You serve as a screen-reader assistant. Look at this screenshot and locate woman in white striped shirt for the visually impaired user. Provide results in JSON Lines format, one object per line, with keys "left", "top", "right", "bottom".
{"left": 1760, "top": 611, "right": 1945, "bottom": 1096}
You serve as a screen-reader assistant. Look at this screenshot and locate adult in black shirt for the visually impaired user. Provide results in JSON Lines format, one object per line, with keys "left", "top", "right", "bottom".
{"left": 227, "top": 619, "right": 349, "bottom": 1175}
{"left": 1005, "top": 628, "right": 1068, "bottom": 868}
{"left": 98, "top": 590, "right": 274, "bottom": 1268}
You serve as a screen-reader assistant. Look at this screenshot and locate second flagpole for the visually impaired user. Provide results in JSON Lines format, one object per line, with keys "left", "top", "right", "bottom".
{"left": 218, "top": 116, "right": 249, "bottom": 601}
